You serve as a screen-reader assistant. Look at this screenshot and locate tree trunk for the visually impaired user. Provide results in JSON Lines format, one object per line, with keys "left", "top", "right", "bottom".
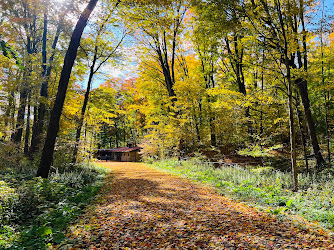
{"left": 72, "top": 50, "right": 97, "bottom": 164}
{"left": 12, "top": 9, "right": 36, "bottom": 144}
{"left": 325, "top": 86, "right": 331, "bottom": 165}
{"left": 9, "top": 91, "right": 16, "bottom": 137}
{"left": 295, "top": 1, "right": 325, "bottom": 168}
{"left": 325, "top": 35, "right": 331, "bottom": 165}
{"left": 277, "top": 1, "right": 298, "bottom": 191}
{"left": 288, "top": 80, "right": 298, "bottom": 192}
{"left": 123, "top": 119, "right": 126, "bottom": 146}
{"left": 210, "top": 118, "right": 216, "bottom": 147}
{"left": 195, "top": 119, "right": 201, "bottom": 143}
{"left": 296, "top": 96, "right": 309, "bottom": 174}
{"left": 156, "top": 43, "right": 175, "bottom": 98}
{"left": 12, "top": 87, "right": 28, "bottom": 143}
{"left": 30, "top": 17, "right": 62, "bottom": 155}
{"left": 295, "top": 78, "right": 326, "bottom": 168}
{"left": 206, "top": 95, "right": 216, "bottom": 147}
{"left": 191, "top": 104, "right": 201, "bottom": 144}
{"left": 37, "top": 0, "right": 99, "bottom": 178}
{"left": 24, "top": 94, "right": 31, "bottom": 155}
{"left": 225, "top": 35, "right": 252, "bottom": 140}
{"left": 260, "top": 54, "right": 264, "bottom": 137}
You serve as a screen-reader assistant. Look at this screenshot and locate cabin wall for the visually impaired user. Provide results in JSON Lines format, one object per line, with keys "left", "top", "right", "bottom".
{"left": 134, "top": 151, "right": 141, "bottom": 161}
{"left": 121, "top": 152, "right": 130, "bottom": 162}
{"left": 112, "top": 152, "right": 122, "bottom": 161}
{"left": 120, "top": 151, "right": 141, "bottom": 162}
{"left": 97, "top": 149, "right": 141, "bottom": 162}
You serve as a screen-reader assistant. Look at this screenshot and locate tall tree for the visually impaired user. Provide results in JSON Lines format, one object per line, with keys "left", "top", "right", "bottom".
{"left": 72, "top": 0, "right": 124, "bottom": 163}
{"left": 122, "top": 0, "right": 187, "bottom": 101}
{"left": 3, "top": 0, "right": 42, "bottom": 144}
{"left": 191, "top": 0, "right": 254, "bottom": 142}
{"left": 246, "top": 0, "right": 326, "bottom": 169}
{"left": 37, "top": 0, "right": 99, "bottom": 178}
{"left": 29, "top": 7, "right": 69, "bottom": 155}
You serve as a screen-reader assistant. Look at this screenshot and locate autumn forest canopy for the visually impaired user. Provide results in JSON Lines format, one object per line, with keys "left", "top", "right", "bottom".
{"left": 0, "top": 0, "right": 334, "bottom": 186}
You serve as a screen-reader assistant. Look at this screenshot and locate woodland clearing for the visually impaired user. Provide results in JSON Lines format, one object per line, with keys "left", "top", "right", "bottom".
{"left": 1, "top": 0, "right": 334, "bottom": 248}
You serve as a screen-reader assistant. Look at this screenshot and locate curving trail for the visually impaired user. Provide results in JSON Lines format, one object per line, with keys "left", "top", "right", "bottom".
{"left": 67, "top": 162, "right": 333, "bottom": 249}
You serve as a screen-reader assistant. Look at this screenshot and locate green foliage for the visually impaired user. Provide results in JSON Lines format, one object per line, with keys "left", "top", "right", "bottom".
{"left": 150, "top": 158, "right": 334, "bottom": 230}
{"left": 0, "top": 37, "right": 21, "bottom": 66}
{"left": 238, "top": 145, "right": 292, "bottom": 172}
{"left": 0, "top": 162, "right": 107, "bottom": 249}
{"left": 238, "top": 145, "right": 283, "bottom": 158}
{"left": 0, "top": 142, "right": 27, "bottom": 171}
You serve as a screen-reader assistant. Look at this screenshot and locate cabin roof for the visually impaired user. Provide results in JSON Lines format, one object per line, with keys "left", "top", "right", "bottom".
{"left": 98, "top": 146, "right": 141, "bottom": 153}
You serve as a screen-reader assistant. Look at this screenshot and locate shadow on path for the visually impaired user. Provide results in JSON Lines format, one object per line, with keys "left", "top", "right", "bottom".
{"left": 66, "top": 162, "right": 333, "bottom": 249}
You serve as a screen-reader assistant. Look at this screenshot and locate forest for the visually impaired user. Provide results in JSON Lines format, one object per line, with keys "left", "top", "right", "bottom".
{"left": 0, "top": 0, "right": 333, "bottom": 248}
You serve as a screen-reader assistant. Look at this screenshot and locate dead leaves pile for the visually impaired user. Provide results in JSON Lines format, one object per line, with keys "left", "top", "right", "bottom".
{"left": 64, "top": 162, "right": 334, "bottom": 249}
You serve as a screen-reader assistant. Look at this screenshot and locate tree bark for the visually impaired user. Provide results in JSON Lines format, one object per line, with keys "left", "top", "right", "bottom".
{"left": 37, "top": 0, "right": 99, "bottom": 178}
{"left": 155, "top": 42, "right": 175, "bottom": 98}
{"left": 24, "top": 94, "right": 31, "bottom": 155}
{"left": 30, "top": 16, "right": 62, "bottom": 155}
{"left": 295, "top": 78, "right": 326, "bottom": 168}
{"left": 296, "top": 95, "right": 309, "bottom": 174}
{"left": 72, "top": 48, "right": 98, "bottom": 164}
{"left": 325, "top": 92, "right": 331, "bottom": 164}
{"left": 225, "top": 35, "right": 252, "bottom": 140}
{"left": 277, "top": 0, "right": 298, "bottom": 191}
{"left": 210, "top": 117, "right": 216, "bottom": 147}
{"left": 288, "top": 78, "right": 298, "bottom": 192}
{"left": 295, "top": 0, "right": 325, "bottom": 168}
{"left": 12, "top": 87, "right": 28, "bottom": 143}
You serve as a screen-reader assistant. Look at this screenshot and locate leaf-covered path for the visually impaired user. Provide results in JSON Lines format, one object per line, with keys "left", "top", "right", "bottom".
{"left": 67, "top": 162, "right": 333, "bottom": 249}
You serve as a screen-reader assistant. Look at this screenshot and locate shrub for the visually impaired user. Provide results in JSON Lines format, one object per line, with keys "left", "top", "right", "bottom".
{"left": 0, "top": 181, "right": 17, "bottom": 226}
{"left": 0, "top": 142, "right": 25, "bottom": 171}
{"left": 0, "top": 162, "right": 107, "bottom": 249}
{"left": 139, "top": 140, "right": 159, "bottom": 161}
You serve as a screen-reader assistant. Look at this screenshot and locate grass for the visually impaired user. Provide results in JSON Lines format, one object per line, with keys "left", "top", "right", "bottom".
{"left": 149, "top": 158, "right": 334, "bottom": 231}
{"left": 0, "top": 161, "right": 108, "bottom": 249}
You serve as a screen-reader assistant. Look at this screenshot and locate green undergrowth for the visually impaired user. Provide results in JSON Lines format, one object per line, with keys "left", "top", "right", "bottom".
{"left": 150, "top": 158, "right": 334, "bottom": 231}
{"left": 0, "top": 162, "right": 107, "bottom": 249}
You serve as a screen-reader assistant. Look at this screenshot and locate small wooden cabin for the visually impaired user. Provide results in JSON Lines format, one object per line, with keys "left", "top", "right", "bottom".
{"left": 97, "top": 145, "right": 141, "bottom": 162}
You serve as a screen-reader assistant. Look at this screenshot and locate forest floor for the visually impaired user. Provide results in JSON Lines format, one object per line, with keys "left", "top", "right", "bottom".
{"left": 63, "top": 162, "right": 334, "bottom": 249}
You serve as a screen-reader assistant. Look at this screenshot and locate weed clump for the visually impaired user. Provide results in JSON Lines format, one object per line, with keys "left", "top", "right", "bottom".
{"left": 0, "top": 158, "right": 107, "bottom": 249}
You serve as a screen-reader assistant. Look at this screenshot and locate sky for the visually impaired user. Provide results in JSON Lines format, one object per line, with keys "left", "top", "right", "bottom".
{"left": 87, "top": 36, "right": 140, "bottom": 89}
{"left": 74, "top": 0, "right": 141, "bottom": 89}
{"left": 80, "top": 0, "right": 334, "bottom": 89}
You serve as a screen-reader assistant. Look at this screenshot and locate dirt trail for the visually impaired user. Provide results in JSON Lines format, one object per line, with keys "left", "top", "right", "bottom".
{"left": 67, "top": 162, "right": 333, "bottom": 249}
